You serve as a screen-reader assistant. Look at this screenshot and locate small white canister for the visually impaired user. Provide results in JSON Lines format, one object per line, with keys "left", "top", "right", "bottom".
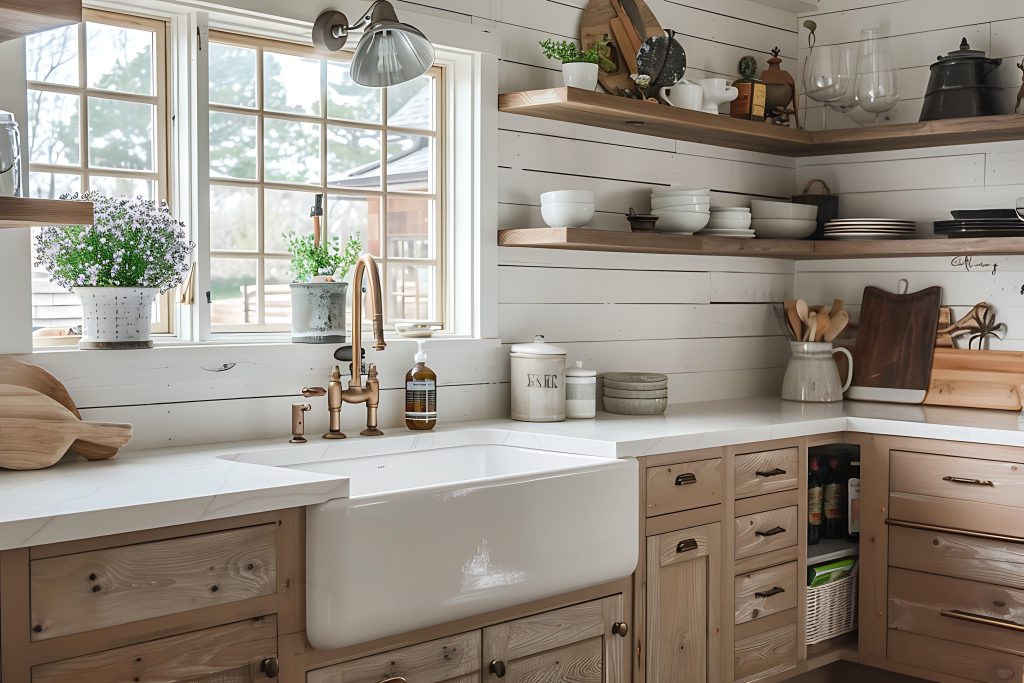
{"left": 565, "top": 361, "right": 596, "bottom": 419}
{"left": 510, "top": 335, "right": 566, "bottom": 422}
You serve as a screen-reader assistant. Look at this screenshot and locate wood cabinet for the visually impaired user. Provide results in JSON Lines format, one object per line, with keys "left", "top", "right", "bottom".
{"left": 646, "top": 458, "right": 723, "bottom": 517}
{"left": 308, "top": 631, "right": 481, "bottom": 683}
{"left": 734, "top": 506, "right": 798, "bottom": 560}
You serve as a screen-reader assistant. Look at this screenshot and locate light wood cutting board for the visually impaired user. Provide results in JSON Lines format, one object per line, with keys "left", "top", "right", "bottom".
{"left": 581, "top": 0, "right": 664, "bottom": 95}
{"left": 924, "top": 348, "right": 1024, "bottom": 410}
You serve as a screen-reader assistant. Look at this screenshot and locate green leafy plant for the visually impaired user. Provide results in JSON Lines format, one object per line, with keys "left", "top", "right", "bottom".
{"left": 284, "top": 231, "right": 362, "bottom": 283}
{"left": 737, "top": 55, "right": 760, "bottom": 79}
{"left": 539, "top": 39, "right": 601, "bottom": 65}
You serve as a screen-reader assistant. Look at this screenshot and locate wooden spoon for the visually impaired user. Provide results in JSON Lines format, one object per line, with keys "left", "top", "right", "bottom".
{"left": 830, "top": 298, "right": 845, "bottom": 317}
{"left": 824, "top": 310, "right": 850, "bottom": 342}
{"left": 0, "top": 385, "right": 132, "bottom": 470}
{"left": 795, "top": 299, "right": 811, "bottom": 331}
{"left": 783, "top": 300, "right": 803, "bottom": 341}
{"left": 805, "top": 311, "right": 818, "bottom": 342}
{"left": 814, "top": 311, "right": 830, "bottom": 342}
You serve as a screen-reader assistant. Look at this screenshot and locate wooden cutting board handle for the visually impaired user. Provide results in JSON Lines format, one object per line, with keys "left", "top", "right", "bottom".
{"left": 73, "top": 422, "right": 133, "bottom": 451}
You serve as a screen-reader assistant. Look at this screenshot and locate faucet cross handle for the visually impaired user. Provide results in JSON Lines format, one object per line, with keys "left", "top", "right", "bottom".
{"left": 302, "top": 386, "right": 327, "bottom": 398}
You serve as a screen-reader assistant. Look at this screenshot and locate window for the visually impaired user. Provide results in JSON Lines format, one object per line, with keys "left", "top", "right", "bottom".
{"left": 26, "top": 10, "right": 171, "bottom": 341}
{"left": 207, "top": 32, "right": 444, "bottom": 332}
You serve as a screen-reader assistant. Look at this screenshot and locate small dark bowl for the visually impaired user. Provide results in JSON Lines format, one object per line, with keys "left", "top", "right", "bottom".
{"left": 626, "top": 213, "right": 659, "bottom": 231}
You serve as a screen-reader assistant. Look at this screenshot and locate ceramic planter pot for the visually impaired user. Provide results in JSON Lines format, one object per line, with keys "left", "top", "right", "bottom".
{"left": 76, "top": 287, "right": 159, "bottom": 350}
{"left": 290, "top": 282, "right": 348, "bottom": 344}
{"left": 562, "top": 62, "right": 598, "bottom": 91}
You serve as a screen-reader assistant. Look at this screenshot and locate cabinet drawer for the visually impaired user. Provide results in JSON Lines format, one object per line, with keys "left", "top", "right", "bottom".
{"left": 32, "top": 616, "right": 277, "bottom": 683}
{"left": 733, "top": 621, "right": 797, "bottom": 682}
{"left": 734, "top": 448, "right": 799, "bottom": 499}
{"left": 31, "top": 524, "right": 277, "bottom": 641}
{"left": 735, "top": 562, "right": 798, "bottom": 625}
{"left": 888, "top": 567, "right": 1024, "bottom": 657}
{"left": 734, "top": 507, "right": 798, "bottom": 560}
{"left": 890, "top": 450, "right": 1024, "bottom": 509}
{"left": 888, "top": 630, "right": 1024, "bottom": 683}
{"left": 308, "top": 631, "right": 480, "bottom": 683}
{"left": 889, "top": 524, "right": 1024, "bottom": 590}
{"left": 646, "top": 457, "right": 723, "bottom": 517}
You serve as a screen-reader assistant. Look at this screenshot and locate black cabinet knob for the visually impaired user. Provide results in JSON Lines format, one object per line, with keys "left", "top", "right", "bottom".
{"left": 612, "top": 621, "right": 629, "bottom": 637}
{"left": 260, "top": 657, "right": 280, "bottom": 678}
{"left": 490, "top": 659, "right": 507, "bottom": 678}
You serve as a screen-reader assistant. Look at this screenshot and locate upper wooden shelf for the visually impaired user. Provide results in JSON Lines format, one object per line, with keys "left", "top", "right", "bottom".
{"left": 498, "top": 88, "right": 1024, "bottom": 157}
{"left": 0, "top": 197, "right": 94, "bottom": 230}
{"left": 498, "top": 228, "right": 1024, "bottom": 260}
{"left": 0, "top": 0, "right": 80, "bottom": 44}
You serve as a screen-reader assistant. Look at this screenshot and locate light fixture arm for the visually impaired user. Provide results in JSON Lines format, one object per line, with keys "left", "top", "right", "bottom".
{"left": 313, "top": 1, "right": 400, "bottom": 52}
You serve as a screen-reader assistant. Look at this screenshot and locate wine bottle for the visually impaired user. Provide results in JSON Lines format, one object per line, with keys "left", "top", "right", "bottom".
{"left": 848, "top": 459, "right": 861, "bottom": 540}
{"left": 823, "top": 455, "right": 847, "bottom": 539}
{"left": 808, "top": 456, "right": 823, "bottom": 545}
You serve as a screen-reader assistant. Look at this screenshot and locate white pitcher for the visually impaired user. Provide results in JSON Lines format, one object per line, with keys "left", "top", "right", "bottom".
{"left": 781, "top": 342, "right": 853, "bottom": 403}
{"left": 696, "top": 78, "right": 738, "bottom": 114}
{"left": 659, "top": 80, "right": 704, "bottom": 110}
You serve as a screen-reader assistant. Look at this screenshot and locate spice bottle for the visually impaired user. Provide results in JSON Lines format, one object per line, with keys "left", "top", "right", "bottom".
{"left": 405, "top": 340, "right": 437, "bottom": 431}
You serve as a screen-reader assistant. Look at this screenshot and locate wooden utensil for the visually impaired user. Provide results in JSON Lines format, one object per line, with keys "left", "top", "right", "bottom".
{"left": 795, "top": 299, "right": 811, "bottom": 336}
{"left": 806, "top": 311, "right": 818, "bottom": 342}
{"left": 0, "top": 357, "right": 117, "bottom": 460}
{"left": 784, "top": 300, "right": 803, "bottom": 341}
{"left": 830, "top": 299, "right": 844, "bottom": 317}
{"left": 0, "top": 385, "right": 132, "bottom": 470}
{"left": 581, "top": 0, "right": 663, "bottom": 95}
{"left": 813, "top": 311, "right": 830, "bottom": 342}
{"left": 824, "top": 310, "right": 849, "bottom": 342}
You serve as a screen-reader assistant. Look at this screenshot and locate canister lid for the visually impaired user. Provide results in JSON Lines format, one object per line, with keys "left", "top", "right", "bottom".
{"left": 566, "top": 360, "right": 596, "bottom": 377}
{"left": 510, "top": 334, "right": 567, "bottom": 356}
{"left": 0, "top": 111, "right": 15, "bottom": 124}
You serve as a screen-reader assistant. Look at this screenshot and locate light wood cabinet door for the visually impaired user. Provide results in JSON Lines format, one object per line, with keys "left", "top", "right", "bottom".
{"left": 734, "top": 448, "right": 799, "bottom": 499}
{"left": 734, "top": 506, "right": 798, "bottom": 560}
{"left": 481, "top": 595, "right": 627, "bottom": 683}
{"left": 645, "top": 522, "right": 722, "bottom": 683}
{"left": 646, "top": 458, "right": 723, "bottom": 517}
{"left": 307, "top": 631, "right": 481, "bottom": 683}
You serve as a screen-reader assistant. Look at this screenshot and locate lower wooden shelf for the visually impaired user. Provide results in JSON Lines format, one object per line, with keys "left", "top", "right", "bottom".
{"left": 0, "top": 196, "right": 94, "bottom": 229}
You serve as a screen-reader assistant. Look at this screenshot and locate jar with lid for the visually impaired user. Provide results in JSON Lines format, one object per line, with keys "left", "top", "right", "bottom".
{"left": 565, "top": 361, "right": 596, "bottom": 419}
{"left": 510, "top": 335, "right": 566, "bottom": 422}
{"left": 0, "top": 111, "right": 21, "bottom": 197}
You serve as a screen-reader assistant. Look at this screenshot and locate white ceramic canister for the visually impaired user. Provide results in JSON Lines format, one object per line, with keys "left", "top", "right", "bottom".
{"left": 510, "top": 335, "right": 567, "bottom": 422}
{"left": 565, "top": 360, "right": 597, "bottom": 419}
{"left": 0, "top": 111, "right": 21, "bottom": 197}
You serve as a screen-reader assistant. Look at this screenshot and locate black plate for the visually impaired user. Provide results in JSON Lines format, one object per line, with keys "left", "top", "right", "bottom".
{"left": 950, "top": 209, "right": 1019, "bottom": 220}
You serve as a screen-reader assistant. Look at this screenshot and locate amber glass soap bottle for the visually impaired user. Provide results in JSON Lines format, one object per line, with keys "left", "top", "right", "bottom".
{"left": 405, "top": 340, "right": 437, "bottom": 430}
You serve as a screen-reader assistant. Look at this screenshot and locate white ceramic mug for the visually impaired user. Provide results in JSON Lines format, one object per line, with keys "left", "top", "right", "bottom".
{"left": 780, "top": 342, "right": 853, "bottom": 403}
{"left": 659, "top": 80, "right": 704, "bottom": 110}
{"left": 696, "top": 78, "right": 739, "bottom": 114}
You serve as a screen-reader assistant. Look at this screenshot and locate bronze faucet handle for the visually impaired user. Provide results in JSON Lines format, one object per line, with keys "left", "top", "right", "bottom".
{"left": 290, "top": 403, "right": 312, "bottom": 444}
{"left": 302, "top": 386, "right": 327, "bottom": 397}
{"left": 367, "top": 364, "right": 379, "bottom": 382}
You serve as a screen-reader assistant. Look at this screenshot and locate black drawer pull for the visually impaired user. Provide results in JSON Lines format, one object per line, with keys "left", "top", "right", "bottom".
{"left": 756, "top": 468, "right": 787, "bottom": 478}
{"left": 943, "top": 476, "right": 995, "bottom": 487}
{"left": 676, "top": 538, "right": 699, "bottom": 553}
{"left": 755, "top": 526, "right": 786, "bottom": 537}
{"left": 675, "top": 472, "right": 697, "bottom": 486}
{"left": 755, "top": 586, "right": 786, "bottom": 599}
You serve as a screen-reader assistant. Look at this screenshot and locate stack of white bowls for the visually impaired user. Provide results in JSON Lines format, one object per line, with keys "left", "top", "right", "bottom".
{"left": 650, "top": 187, "right": 711, "bottom": 234}
{"left": 700, "top": 207, "right": 754, "bottom": 238}
{"left": 750, "top": 200, "right": 818, "bottom": 239}
{"left": 540, "top": 190, "right": 595, "bottom": 228}
{"left": 603, "top": 372, "right": 668, "bottom": 416}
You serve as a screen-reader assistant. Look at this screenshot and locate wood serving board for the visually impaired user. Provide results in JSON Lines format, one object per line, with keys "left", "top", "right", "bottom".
{"left": 581, "top": 0, "right": 664, "bottom": 95}
{"left": 924, "top": 348, "right": 1024, "bottom": 411}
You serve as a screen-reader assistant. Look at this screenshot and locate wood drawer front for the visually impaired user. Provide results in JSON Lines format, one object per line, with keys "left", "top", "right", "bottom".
{"left": 734, "top": 507, "right": 798, "bottom": 561}
{"left": 888, "top": 629, "right": 1024, "bottom": 683}
{"left": 891, "top": 450, "right": 1024, "bottom": 509}
{"left": 32, "top": 616, "right": 277, "bottom": 683}
{"left": 889, "top": 524, "right": 1024, "bottom": 590}
{"left": 734, "top": 562, "right": 798, "bottom": 625}
{"left": 734, "top": 448, "right": 799, "bottom": 499}
{"left": 646, "top": 458, "right": 723, "bottom": 517}
{"left": 30, "top": 524, "right": 277, "bottom": 641}
{"left": 888, "top": 567, "right": 1024, "bottom": 657}
{"left": 307, "top": 631, "right": 480, "bottom": 683}
{"left": 733, "top": 621, "right": 797, "bottom": 682}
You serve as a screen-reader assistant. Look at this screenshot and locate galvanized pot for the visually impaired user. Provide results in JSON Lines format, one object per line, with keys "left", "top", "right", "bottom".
{"left": 290, "top": 282, "right": 348, "bottom": 344}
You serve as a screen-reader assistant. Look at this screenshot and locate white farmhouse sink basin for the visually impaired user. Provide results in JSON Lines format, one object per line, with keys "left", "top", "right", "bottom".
{"left": 290, "top": 443, "right": 638, "bottom": 650}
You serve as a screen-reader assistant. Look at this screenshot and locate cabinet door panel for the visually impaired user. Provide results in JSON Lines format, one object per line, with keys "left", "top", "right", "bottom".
{"left": 307, "top": 631, "right": 480, "bottom": 683}
{"left": 734, "top": 506, "right": 798, "bottom": 560}
{"left": 646, "top": 458, "right": 723, "bottom": 517}
{"left": 734, "top": 562, "right": 798, "bottom": 625}
{"left": 889, "top": 524, "right": 1024, "bottom": 590}
{"left": 733, "top": 622, "right": 797, "bottom": 682}
{"left": 890, "top": 450, "right": 1024, "bottom": 509}
{"left": 734, "top": 448, "right": 799, "bottom": 499}
{"left": 503, "top": 638, "right": 603, "bottom": 683}
{"left": 888, "top": 630, "right": 1024, "bottom": 683}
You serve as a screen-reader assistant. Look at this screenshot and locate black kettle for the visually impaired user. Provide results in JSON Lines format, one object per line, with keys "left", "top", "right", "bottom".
{"left": 920, "top": 38, "right": 1002, "bottom": 121}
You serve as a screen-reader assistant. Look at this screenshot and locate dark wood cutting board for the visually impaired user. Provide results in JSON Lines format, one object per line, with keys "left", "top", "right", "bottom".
{"left": 581, "top": 0, "right": 663, "bottom": 96}
{"left": 847, "top": 285, "right": 942, "bottom": 404}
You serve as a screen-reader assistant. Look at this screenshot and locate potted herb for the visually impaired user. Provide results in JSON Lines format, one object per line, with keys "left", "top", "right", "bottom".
{"left": 35, "top": 192, "right": 194, "bottom": 349}
{"left": 284, "top": 195, "right": 361, "bottom": 344}
{"left": 539, "top": 39, "right": 601, "bottom": 91}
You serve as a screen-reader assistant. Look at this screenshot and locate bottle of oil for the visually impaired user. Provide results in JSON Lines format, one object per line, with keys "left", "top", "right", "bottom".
{"left": 405, "top": 340, "right": 437, "bottom": 430}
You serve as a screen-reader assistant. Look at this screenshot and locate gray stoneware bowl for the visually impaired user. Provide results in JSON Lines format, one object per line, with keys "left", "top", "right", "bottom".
{"left": 604, "top": 386, "right": 669, "bottom": 399}
{"left": 603, "top": 396, "right": 669, "bottom": 416}
{"left": 603, "top": 372, "right": 669, "bottom": 391}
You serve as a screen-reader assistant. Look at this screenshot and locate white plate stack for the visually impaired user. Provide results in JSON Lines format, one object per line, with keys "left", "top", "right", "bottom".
{"left": 824, "top": 218, "right": 916, "bottom": 240}
{"left": 650, "top": 187, "right": 711, "bottom": 234}
{"left": 700, "top": 207, "right": 754, "bottom": 238}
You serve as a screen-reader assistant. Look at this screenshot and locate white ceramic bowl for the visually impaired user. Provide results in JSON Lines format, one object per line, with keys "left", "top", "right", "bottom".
{"left": 540, "top": 190, "right": 594, "bottom": 205}
{"left": 751, "top": 218, "right": 817, "bottom": 239}
{"left": 652, "top": 204, "right": 710, "bottom": 214}
{"left": 710, "top": 207, "right": 750, "bottom": 214}
{"left": 541, "top": 202, "right": 595, "bottom": 228}
{"left": 652, "top": 211, "right": 710, "bottom": 233}
{"left": 604, "top": 373, "right": 668, "bottom": 390}
{"left": 751, "top": 200, "right": 818, "bottom": 221}
{"left": 651, "top": 195, "right": 710, "bottom": 209}
{"left": 603, "top": 396, "right": 669, "bottom": 416}
{"left": 708, "top": 214, "right": 752, "bottom": 230}
{"left": 651, "top": 187, "right": 711, "bottom": 197}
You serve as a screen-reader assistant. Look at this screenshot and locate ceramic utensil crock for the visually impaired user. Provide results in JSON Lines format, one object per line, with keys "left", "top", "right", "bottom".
{"left": 781, "top": 341, "right": 853, "bottom": 403}
{"left": 510, "top": 335, "right": 567, "bottom": 422}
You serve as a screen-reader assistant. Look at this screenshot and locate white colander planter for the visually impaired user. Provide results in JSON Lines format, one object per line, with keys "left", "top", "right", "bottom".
{"left": 76, "top": 287, "right": 159, "bottom": 350}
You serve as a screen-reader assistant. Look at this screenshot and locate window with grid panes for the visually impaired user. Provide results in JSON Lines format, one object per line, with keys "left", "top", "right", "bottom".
{"left": 207, "top": 32, "right": 444, "bottom": 332}
{"left": 25, "top": 10, "right": 172, "bottom": 342}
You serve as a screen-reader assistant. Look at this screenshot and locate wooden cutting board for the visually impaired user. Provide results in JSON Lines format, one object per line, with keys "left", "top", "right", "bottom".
{"left": 581, "top": 0, "right": 664, "bottom": 95}
{"left": 0, "top": 385, "right": 133, "bottom": 470}
{"left": 847, "top": 285, "right": 942, "bottom": 404}
{"left": 924, "top": 348, "right": 1024, "bottom": 410}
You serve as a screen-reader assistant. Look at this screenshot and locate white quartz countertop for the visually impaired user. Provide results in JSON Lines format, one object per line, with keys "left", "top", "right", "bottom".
{"left": 4, "top": 396, "right": 1024, "bottom": 550}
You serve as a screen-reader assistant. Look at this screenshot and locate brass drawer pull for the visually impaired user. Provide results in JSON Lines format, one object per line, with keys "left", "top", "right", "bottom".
{"left": 378, "top": 679, "right": 408, "bottom": 683}
{"left": 755, "top": 586, "right": 786, "bottom": 599}
{"left": 756, "top": 468, "right": 787, "bottom": 478}
{"left": 676, "top": 538, "right": 699, "bottom": 553}
{"left": 675, "top": 472, "right": 697, "bottom": 486}
{"left": 755, "top": 526, "right": 786, "bottom": 537}
{"left": 886, "top": 519, "right": 1024, "bottom": 545}
{"left": 940, "top": 609, "right": 1024, "bottom": 633}
{"left": 943, "top": 476, "right": 995, "bottom": 487}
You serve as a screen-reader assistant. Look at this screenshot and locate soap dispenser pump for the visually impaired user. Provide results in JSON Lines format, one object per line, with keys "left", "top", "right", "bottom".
{"left": 405, "top": 340, "right": 437, "bottom": 430}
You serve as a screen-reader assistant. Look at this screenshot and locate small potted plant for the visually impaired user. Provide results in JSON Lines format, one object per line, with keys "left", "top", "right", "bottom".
{"left": 35, "top": 192, "right": 194, "bottom": 349}
{"left": 539, "top": 39, "right": 601, "bottom": 91}
{"left": 284, "top": 195, "right": 361, "bottom": 344}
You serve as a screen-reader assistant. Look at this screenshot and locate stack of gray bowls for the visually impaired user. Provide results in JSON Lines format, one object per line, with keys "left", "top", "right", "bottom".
{"left": 602, "top": 373, "right": 668, "bottom": 415}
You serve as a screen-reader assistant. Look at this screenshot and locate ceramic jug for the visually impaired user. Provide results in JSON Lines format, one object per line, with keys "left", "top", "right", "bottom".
{"left": 781, "top": 342, "right": 853, "bottom": 403}
{"left": 696, "top": 78, "right": 738, "bottom": 114}
{"left": 659, "top": 80, "right": 704, "bottom": 110}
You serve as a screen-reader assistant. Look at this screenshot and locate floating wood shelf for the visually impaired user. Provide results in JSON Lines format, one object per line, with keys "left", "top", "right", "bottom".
{"left": 498, "top": 87, "right": 1024, "bottom": 157}
{"left": 0, "top": 0, "right": 80, "bottom": 44}
{"left": 498, "top": 228, "right": 1024, "bottom": 260}
{"left": 0, "top": 197, "right": 94, "bottom": 230}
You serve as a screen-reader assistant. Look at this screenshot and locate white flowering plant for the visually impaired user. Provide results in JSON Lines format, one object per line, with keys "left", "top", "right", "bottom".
{"left": 35, "top": 192, "right": 195, "bottom": 293}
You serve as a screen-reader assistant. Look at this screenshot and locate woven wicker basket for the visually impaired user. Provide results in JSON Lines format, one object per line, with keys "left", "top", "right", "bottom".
{"left": 806, "top": 573, "right": 858, "bottom": 645}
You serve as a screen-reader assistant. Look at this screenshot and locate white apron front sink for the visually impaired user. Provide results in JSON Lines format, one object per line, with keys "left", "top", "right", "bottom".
{"left": 290, "top": 443, "right": 638, "bottom": 650}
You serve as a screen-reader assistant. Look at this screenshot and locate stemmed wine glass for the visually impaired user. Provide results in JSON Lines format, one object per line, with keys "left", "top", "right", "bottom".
{"left": 854, "top": 29, "right": 900, "bottom": 119}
